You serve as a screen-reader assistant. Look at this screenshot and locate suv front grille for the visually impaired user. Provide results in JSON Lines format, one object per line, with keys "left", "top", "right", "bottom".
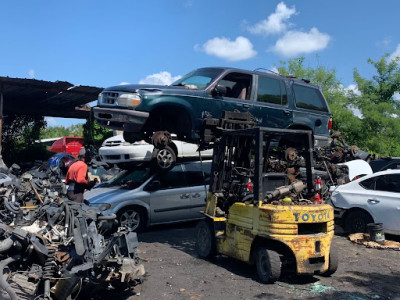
{"left": 101, "top": 92, "right": 119, "bottom": 105}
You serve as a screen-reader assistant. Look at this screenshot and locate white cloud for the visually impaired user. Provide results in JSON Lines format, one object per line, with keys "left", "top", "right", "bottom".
{"left": 45, "top": 117, "right": 57, "bottom": 126}
{"left": 247, "top": 2, "right": 296, "bottom": 36}
{"left": 197, "top": 36, "right": 257, "bottom": 61}
{"left": 389, "top": 44, "right": 400, "bottom": 62}
{"left": 139, "top": 72, "right": 181, "bottom": 85}
{"left": 345, "top": 84, "right": 361, "bottom": 96}
{"left": 270, "top": 27, "right": 330, "bottom": 57}
{"left": 119, "top": 82, "right": 130, "bottom": 85}
{"left": 394, "top": 92, "right": 400, "bottom": 101}
{"left": 28, "top": 69, "right": 35, "bottom": 78}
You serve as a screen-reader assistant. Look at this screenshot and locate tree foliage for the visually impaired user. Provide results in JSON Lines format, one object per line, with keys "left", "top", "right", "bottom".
{"left": 40, "top": 124, "right": 83, "bottom": 139}
{"left": 2, "top": 114, "right": 49, "bottom": 165}
{"left": 82, "top": 114, "right": 112, "bottom": 149}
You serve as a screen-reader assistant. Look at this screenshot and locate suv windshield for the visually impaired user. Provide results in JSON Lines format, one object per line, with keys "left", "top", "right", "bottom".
{"left": 171, "top": 68, "right": 223, "bottom": 90}
{"left": 104, "top": 168, "right": 152, "bottom": 189}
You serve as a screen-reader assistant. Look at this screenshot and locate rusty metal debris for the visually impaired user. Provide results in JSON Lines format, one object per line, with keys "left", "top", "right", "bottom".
{"left": 0, "top": 163, "right": 145, "bottom": 300}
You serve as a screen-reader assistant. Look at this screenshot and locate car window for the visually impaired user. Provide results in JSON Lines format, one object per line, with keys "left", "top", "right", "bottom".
{"left": 218, "top": 72, "right": 252, "bottom": 100}
{"left": 375, "top": 174, "right": 400, "bottom": 193}
{"left": 257, "top": 76, "right": 287, "bottom": 105}
{"left": 107, "top": 168, "right": 152, "bottom": 189}
{"left": 359, "top": 177, "right": 376, "bottom": 190}
{"left": 171, "top": 68, "right": 223, "bottom": 90}
{"left": 152, "top": 165, "right": 188, "bottom": 190}
{"left": 184, "top": 162, "right": 212, "bottom": 186}
{"left": 293, "top": 84, "right": 328, "bottom": 112}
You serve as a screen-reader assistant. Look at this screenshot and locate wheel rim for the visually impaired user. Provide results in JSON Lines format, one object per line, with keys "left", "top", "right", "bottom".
{"left": 120, "top": 210, "right": 140, "bottom": 230}
{"left": 157, "top": 149, "right": 173, "bottom": 168}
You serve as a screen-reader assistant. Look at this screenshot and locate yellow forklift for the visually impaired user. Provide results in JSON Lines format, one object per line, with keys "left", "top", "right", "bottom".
{"left": 195, "top": 127, "right": 338, "bottom": 283}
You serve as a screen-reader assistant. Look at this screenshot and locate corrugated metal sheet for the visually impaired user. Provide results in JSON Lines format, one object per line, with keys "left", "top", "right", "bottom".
{"left": 0, "top": 76, "right": 103, "bottom": 118}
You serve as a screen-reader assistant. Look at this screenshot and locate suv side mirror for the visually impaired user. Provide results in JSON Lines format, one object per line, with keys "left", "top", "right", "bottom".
{"left": 145, "top": 180, "right": 161, "bottom": 191}
{"left": 212, "top": 84, "right": 227, "bottom": 97}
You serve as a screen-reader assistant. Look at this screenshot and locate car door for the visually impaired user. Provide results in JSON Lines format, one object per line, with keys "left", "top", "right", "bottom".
{"left": 249, "top": 75, "right": 293, "bottom": 129}
{"left": 215, "top": 72, "right": 255, "bottom": 115}
{"left": 361, "top": 174, "right": 400, "bottom": 233}
{"left": 182, "top": 161, "right": 212, "bottom": 217}
{"left": 147, "top": 164, "right": 193, "bottom": 224}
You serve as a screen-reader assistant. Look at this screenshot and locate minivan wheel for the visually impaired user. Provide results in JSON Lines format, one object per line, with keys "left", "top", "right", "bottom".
{"left": 117, "top": 207, "right": 146, "bottom": 232}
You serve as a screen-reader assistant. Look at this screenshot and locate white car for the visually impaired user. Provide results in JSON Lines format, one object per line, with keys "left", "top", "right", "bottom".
{"left": 99, "top": 135, "right": 212, "bottom": 168}
{"left": 330, "top": 169, "right": 400, "bottom": 235}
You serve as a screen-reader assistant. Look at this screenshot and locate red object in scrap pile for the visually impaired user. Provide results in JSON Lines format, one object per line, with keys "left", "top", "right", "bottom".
{"left": 49, "top": 137, "right": 84, "bottom": 158}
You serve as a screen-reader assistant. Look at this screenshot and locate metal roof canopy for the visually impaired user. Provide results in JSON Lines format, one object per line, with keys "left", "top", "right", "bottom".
{"left": 0, "top": 76, "right": 103, "bottom": 118}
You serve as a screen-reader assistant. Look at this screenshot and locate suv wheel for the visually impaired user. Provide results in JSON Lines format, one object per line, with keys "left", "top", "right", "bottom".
{"left": 117, "top": 207, "right": 146, "bottom": 232}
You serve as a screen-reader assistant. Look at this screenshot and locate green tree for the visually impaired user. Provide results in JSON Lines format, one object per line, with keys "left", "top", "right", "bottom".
{"left": 352, "top": 55, "right": 400, "bottom": 156}
{"left": 40, "top": 124, "right": 83, "bottom": 139}
{"left": 82, "top": 114, "right": 112, "bottom": 149}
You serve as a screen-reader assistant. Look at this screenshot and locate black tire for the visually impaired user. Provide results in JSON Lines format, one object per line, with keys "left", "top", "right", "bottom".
{"left": 255, "top": 247, "right": 281, "bottom": 284}
{"left": 344, "top": 210, "right": 373, "bottom": 233}
{"left": 123, "top": 131, "right": 142, "bottom": 143}
{"left": 321, "top": 247, "right": 339, "bottom": 277}
{"left": 195, "top": 220, "right": 216, "bottom": 258}
{"left": 117, "top": 206, "right": 146, "bottom": 232}
{"left": 153, "top": 145, "right": 176, "bottom": 171}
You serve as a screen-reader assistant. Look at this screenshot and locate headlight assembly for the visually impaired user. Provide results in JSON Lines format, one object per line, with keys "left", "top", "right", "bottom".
{"left": 117, "top": 93, "right": 141, "bottom": 107}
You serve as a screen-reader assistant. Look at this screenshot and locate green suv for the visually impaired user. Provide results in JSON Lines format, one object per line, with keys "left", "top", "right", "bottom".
{"left": 94, "top": 67, "right": 332, "bottom": 151}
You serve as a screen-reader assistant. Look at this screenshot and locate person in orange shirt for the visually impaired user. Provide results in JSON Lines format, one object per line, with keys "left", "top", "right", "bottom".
{"left": 65, "top": 148, "right": 97, "bottom": 203}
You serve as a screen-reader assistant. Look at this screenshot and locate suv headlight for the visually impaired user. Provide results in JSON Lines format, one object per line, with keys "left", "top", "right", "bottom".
{"left": 117, "top": 93, "right": 141, "bottom": 107}
{"left": 89, "top": 203, "right": 111, "bottom": 211}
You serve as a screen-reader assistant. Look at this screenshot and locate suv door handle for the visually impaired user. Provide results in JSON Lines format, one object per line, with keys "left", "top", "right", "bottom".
{"left": 180, "top": 193, "right": 190, "bottom": 199}
{"left": 284, "top": 110, "right": 290, "bottom": 115}
{"left": 237, "top": 103, "right": 251, "bottom": 109}
{"left": 368, "top": 199, "right": 380, "bottom": 204}
{"left": 192, "top": 193, "right": 201, "bottom": 198}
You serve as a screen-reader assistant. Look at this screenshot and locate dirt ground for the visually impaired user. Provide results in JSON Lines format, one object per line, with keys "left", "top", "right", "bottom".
{"left": 95, "top": 222, "right": 400, "bottom": 300}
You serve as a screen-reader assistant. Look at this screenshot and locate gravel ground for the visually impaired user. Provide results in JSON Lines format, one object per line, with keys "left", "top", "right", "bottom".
{"left": 94, "top": 222, "right": 400, "bottom": 300}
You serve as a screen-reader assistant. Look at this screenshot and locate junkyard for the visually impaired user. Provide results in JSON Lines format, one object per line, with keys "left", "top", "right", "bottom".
{"left": 1, "top": 2, "right": 400, "bottom": 300}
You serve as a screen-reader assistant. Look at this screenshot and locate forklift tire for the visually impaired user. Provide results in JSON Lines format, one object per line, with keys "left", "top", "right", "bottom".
{"left": 255, "top": 247, "right": 281, "bottom": 284}
{"left": 321, "top": 247, "right": 338, "bottom": 277}
{"left": 195, "top": 220, "right": 216, "bottom": 259}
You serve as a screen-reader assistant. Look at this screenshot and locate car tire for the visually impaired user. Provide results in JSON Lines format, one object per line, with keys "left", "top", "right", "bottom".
{"left": 123, "top": 131, "right": 142, "bottom": 144}
{"left": 344, "top": 210, "right": 373, "bottom": 234}
{"left": 255, "top": 247, "right": 281, "bottom": 284}
{"left": 195, "top": 220, "right": 216, "bottom": 259}
{"left": 321, "top": 246, "right": 339, "bottom": 277}
{"left": 153, "top": 145, "right": 176, "bottom": 171}
{"left": 117, "top": 206, "right": 146, "bottom": 232}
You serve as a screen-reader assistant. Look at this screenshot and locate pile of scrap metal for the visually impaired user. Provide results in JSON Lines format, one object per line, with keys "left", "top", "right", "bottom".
{"left": 0, "top": 165, "right": 145, "bottom": 300}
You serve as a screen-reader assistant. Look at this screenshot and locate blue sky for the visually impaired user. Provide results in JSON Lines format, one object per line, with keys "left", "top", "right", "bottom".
{"left": 1, "top": 0, "right": 399, "bottom": 127}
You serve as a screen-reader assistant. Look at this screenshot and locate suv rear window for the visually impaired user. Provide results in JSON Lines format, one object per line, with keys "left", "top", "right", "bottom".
{"left": 293, "top": 84, "right": 328, "bottom": 112}
{"left": 257, "top": 76, "right": 287, "bottom": 105}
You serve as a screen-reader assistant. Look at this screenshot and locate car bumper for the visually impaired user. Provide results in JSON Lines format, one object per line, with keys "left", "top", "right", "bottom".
{"left": 93, "top": 106, "right": 149, "bottom": 131}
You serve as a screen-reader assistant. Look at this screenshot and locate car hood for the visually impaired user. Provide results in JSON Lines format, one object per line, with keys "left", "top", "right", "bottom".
{"left": 85, "top": 187, "right": 131, "bottom": 204}
{"left": 103, "top": 84, "right": 207, "bottom": 97}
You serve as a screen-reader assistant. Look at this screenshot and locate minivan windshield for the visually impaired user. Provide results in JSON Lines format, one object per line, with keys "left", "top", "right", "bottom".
{"left": 103, "top": 168, "right": 152, "bottom": 189}
{"left": 171, "top": 68, "right": 223, "bottom": 90}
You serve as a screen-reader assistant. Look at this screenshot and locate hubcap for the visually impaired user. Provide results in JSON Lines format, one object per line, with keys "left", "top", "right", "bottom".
{"left": 157, "top": 149, "right": 173, "bottom": 168}
{"left": 120, "top": 210, "right": 140, "bottom": 230}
